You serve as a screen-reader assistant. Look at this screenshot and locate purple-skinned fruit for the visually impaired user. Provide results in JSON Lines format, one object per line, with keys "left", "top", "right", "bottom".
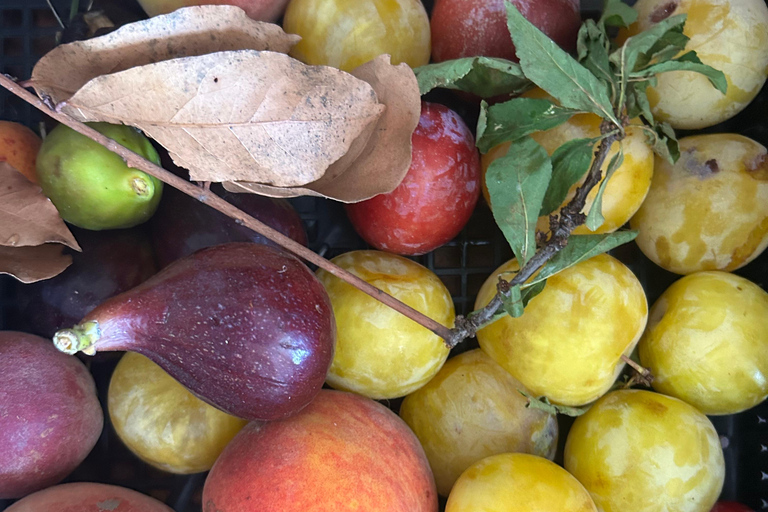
{"left": 0, "top": 332, "right": 103, "bottom": 499}
{"left": 18, "top": 227, "right": 157, "bottom": 338}
{"left": 150, "top": 185, "right": 308, "bottom": 269}
{"left": 52, "top": 242, "right": 335, "bottom": 421}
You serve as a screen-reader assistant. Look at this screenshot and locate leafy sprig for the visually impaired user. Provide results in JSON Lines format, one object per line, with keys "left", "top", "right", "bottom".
{"left": 412, "top": 0, "right": 726, "bottom": 348}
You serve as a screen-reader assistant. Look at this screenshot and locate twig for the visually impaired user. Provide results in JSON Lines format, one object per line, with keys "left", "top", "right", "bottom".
{"left": 0, "top": 74, "right": 454, "bottom": 342}
{"left": 620, "top": 354, "right": 654, "bottom": 386}
{"left": 445, "top": 122, "right": 622, "bottom": 348}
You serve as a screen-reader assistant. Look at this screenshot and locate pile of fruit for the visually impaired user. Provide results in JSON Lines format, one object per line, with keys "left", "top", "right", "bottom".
{"left": 0, "top": 0, "right": 767, "bottom": 510}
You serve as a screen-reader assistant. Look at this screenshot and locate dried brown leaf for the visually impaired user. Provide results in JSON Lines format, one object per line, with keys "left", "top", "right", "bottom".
{"left": 223, "top": 55, "right": 421, "bottom": 202}
{"left": 0, "top": 244, "right": 73, "bottom": 283}
{"left": 58, "top": 51, "right": 385, "bottom": 186}
{"left": 0, "top": 163, "right": 80, "bottom": 250}
{"left": 31, "top": 5, "right": 299, "bottom": 104}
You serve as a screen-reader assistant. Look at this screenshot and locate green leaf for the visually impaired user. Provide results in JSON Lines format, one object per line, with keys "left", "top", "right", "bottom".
{"left": 540, "top": 137, "right": 599, "bottom": 216}
{"left": 414, "top": 57, "right": 531, "bottom": 98}
{"left": 632, "top": 51, "right": 727, "bottom": 94}
{"left": 600, "top": 0, "right": 638, "bottom": 28}
{"left": 642, "top": 122, "right": 679, "bottom": 164}
{"left": 476, "top": 98, "right": 580, "bottom": 153}
{"left": 585, "top": 149, "right": 624, "bottom": 231}
{"left": 636, "top": 26, "right": 689, "bottom": 69}
{"left": 518, "top": 391, "right": 590, "bottom": 417}
{"left": 527, "top": 231, "right": 639, "bottom": 285}
{"left": 505, "top": 1, "right": 619, "bottom": 126}
{"left": 487, "top": 137, "right": 553, "bottom": 266}
{"left": 626, "top": 79, "right": 654, "bottom": 122}
{"left": 577, "top": 21, "right": 617, "bottom": 100}
{"left": 501, "top": 279, "right": 547, "bottom": 318}
{"left": 611, "top": 14, "right": 688, "bottom": 73}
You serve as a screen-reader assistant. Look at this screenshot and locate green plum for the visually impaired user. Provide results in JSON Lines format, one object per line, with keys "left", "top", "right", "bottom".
{"left": 36, "top": 123, "right": 163, "bottom": 230}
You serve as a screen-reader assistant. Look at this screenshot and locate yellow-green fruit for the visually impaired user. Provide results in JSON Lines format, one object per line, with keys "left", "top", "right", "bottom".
{"left": 445, "top": 453, "right": 598, "bottom": 512}
{"left": 639, "top": 271, "right": 768, "bottom": 415}
{"left": 316, "top": 250, "right": 453, "bottom": 399}
{"left": 36, "top": 122, "right": 163, "bottom": 230}
{"left": 108, "top": 352, "right": 247, "bottom": 474}
{"left": 283, "top": 0, "right": 431, "bottom": 72}
{"left": 630, "top": 134, "right": 768, "bottom": 274}
{"left": 475, "top": 254, "right": 648, "bottom": 406}
{"left": 400, "top": 349, "right": 558, "bottom": 496}
{"left": 621, "top": 0, "right": 768, "bottom": 130}
{"left": 564, "top": 390, "right": 725, "bottom": 512}
{"left": 480, "top": 88, "right": 654, "bottom": 235}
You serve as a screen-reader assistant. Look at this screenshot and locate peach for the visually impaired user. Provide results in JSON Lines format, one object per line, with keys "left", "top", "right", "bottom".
{"left": 620, "top": 0, "right": 768, "bottom": 129}
{"left": 475, "top": 254, "right": 648, "bottom": 406}
{"left": 565, "top": 390, "right": 725, "bottom": 512}
{"left": 0, "top": 121, "right": 42, "bottom": 184}
{"left": 445, "top": 453, "right": 598, "bottom": 512}
{"left": 202, "top": 389, "right": 437, "bottom": 512}
{"left": 480, "top": 89, "right": 654, "bottom": 235}
{"left": 638, "top": 271, "right": 768, "bottom": 415}
{"left": 399, "top": 349, "right": 558, "bottom": 496}
{"left": 630, "top": 134, "right": 768, "bottom": 274}
{"left": 5, "top": 483, "right": 173, "bottom": 512}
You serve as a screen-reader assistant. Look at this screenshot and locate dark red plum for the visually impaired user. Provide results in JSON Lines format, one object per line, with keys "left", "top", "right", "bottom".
{"left": 53, "top": 243, "right": 335, "bottom": 421}
{"left": 18, "top": 227, "right": 156, "bottom": 338}
{"left": 150, "top": 185, "right": 308, "bottom": 269}
{"left": 0, "top": 332, "right": 103, "bottom": 499}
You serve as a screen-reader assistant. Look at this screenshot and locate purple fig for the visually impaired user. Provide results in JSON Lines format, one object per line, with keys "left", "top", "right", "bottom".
{"left": 18, "top": 227, "right": 157, "bottom": 338}
{"left": 0, "top": 332, "right": 103, "bottom": 499}
{"left": 53, "top": 242, "right": 335, "bottom": 421}
{"left": 150, "top": 185, "right": 308, "bottom": 269}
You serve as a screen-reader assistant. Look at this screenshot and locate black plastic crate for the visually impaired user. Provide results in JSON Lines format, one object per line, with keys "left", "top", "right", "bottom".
{"left": 1, "top": 0, "right": 766, "bottom": 510}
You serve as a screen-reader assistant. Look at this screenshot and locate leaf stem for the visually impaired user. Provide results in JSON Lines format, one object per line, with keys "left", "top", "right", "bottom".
{"left": 446, "top": 121, "right": 622, "bottom": 348}
{"left": 0, "top": 74, "right": 454, "bottom": 343}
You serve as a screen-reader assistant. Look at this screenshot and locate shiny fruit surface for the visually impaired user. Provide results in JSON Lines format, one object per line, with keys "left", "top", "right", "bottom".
{"left": 431, "top": 0, "right": 580, "bottom": 63}
{"left": 475, "top": 254, "right": 648, "bottom": 406}
{"left": 630, "top": 134, "right": 768, "bottom": 274}
{"left": 480, "top": 89, "right": 654, "bottom": 235}
{"left": 620, "top": 0, "right": 768, "bottom": 129}
{"left": 283, "top": 0, "right": 431, "bottom": 71}
{"left": 36, "top": 122, "right": 163, "bottom": 230}
{"left": 400, "top": 349, "right": 558, "bottom": 496}
{"left": 203, "top": 389, "right": 437, "bottom": 512}
{"left": 5, "top": 483, "right": 173, "bottom": 512}
{"left": 108, "top": 352, "right": 248, "bottom": 474}
{"left": 345, "top": 102, "right": 480, "bottom": 256}
{"left": 316, "top": 250, "right": 454, "bottom": 399}
{"left": 0, "top": 121, "right": 42, "bottom": 184}
{"left": 639, "top": 271, "right": 768, "bottom": 415}
{"left": 137, "top": 0, "right": 291, "bottom": 21}
{"left": 445, "top": 453, "right": 598, "bottom": 512}
{"left": 565, "top": 389, "right": 725, "bottom": 512}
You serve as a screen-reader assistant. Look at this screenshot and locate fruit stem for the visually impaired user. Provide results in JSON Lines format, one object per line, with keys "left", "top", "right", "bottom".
{"left": 53, "top": 321, "right": 101, "bottom": 355}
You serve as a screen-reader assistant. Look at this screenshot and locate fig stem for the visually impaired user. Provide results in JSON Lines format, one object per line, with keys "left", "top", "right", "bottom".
{"left": 53, "top": 321, "right": 101, "bottom": 355}
{"left": 0, "top": 74, "right": 454, "bottom": 343}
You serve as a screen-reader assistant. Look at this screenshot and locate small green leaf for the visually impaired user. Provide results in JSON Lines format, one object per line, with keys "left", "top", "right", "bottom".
{"left": 476, "top": 98, "right": 580, "bottom": 153}
{"left": 611, "top": 14, "right": 687, "bottom": 72}
{"left": 600, "top": 0, "right": 638, "bottom": 28}
{"left": 502, "top": 284, "right": 524, "bottom": 318}
{"left": 414, "top": 57, "right": 531, "bottom": 98}
{"left": 487, "top": 137, "right": 552, "bottom": 266}
{"left": 518, "top": 391, "right": 590, "bottom": 417}
{"left": 626, "top": 79, "right": 654, "bottom": 122}
{"left": 585, "top": 149, "right": 624, "bottom": 231}
{"left": 528, "top": 231, "right": 639, "bottom": 285}
{"left": 520, "top": 279, "right": 546, "bottom": 305}
{"left": 642, "top": 122, "right": 679, "bottom": 164}
{"left": 636, "top": 26, "right": 689, "bottom": 69}
{"left": 505, "top": 1, "right": 619, "bottom": 126}
{"left": 540, "top": 137, "right": 599, "bottom": 216}
{"left": 632, "top": 51, "right": 727, "bottom": 94}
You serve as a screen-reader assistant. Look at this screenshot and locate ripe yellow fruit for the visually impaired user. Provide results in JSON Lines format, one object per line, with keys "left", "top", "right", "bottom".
{"left": 621, "top": 0, "right": 768, "bottom": 130}
{"left": 630, "top": 134, "right": 768, "bottom": 274}
{"left": 283, "top": 0, "right": 431, "bottom": 72}
{"left": 316, "top": 250, "right": 454, "bottom": 399}
{"left": 565, "top": 389, "right": 725, "bottom": 512}
{"left": 475, "top": 253, "right": 648, "bottom": 406}
{"left": 480, "top": 89, "right": 654, "bottom": 235}
{"left": 399, "top": 349, "right": 558, "bottom": 496}
{"left": 639, "top": 271, "right": 768, "bottom": 415}
{"left": 108, "top": 353, "right": 247, "bottom": 474}
{"left": 445, "top": 453, "right": 598, "bottom": 512}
